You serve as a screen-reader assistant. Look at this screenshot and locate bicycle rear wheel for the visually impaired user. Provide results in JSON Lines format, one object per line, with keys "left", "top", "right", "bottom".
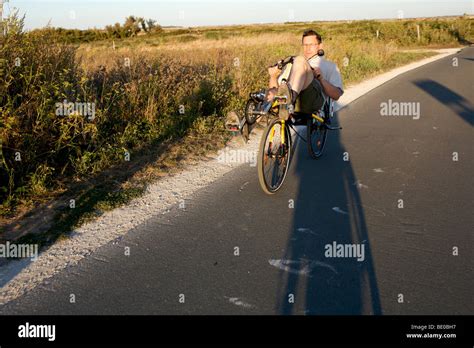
{"left": 244, "top": 99, "right": 259, "bottom": 125}
{"left": 257, "top": 118, "right": 292, "bottom": 194}
{"left": 307, "top": 115, "right": 328, "bottom": 159}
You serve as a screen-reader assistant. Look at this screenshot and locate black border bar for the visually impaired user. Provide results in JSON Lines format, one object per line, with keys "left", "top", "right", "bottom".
{"left": 0, "top": 315, "right": 472, "bottom": 345}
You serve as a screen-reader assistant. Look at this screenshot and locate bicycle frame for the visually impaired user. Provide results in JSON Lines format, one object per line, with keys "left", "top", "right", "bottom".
{"left": 257, "top": 97, "right": 341, "bottom": 194}
{"left": 266, "top": 111, "right": 326, "bottom": 147}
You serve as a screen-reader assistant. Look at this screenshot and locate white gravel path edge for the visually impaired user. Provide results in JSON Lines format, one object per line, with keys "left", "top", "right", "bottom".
{"left": 0, "top": 47, "right": 462, "bottom": 306}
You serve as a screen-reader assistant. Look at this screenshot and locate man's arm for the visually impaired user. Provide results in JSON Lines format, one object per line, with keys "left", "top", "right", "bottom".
{"left": 319, "top": 78, "right": 343, "bottom": 100}
{"left": 312, "top": 67, "right": 343, "bottom": 100}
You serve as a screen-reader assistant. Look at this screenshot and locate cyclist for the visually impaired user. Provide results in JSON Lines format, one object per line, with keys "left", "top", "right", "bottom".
{"left": 265, "top": 29, "right": 344, "bottom": 120}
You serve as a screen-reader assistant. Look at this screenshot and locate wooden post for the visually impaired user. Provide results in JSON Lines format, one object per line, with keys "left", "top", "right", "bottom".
{"left": 416, "top": 24, "right": 420, "bottom": 41}
{"left": 376, "top": 30, "right": 379, "bottom": 39}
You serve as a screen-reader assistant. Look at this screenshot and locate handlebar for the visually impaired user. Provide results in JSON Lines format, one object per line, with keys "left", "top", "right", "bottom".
{"left": 269, "top": 56, "right": 295, "bottom": 70}
{"left": 269, "top": 49, "right": 325, "bottom": 70}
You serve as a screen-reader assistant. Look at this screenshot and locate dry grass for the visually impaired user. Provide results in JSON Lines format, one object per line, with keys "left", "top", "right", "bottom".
{"left": 1, "top": 14, "right": 471, "bottom": 241}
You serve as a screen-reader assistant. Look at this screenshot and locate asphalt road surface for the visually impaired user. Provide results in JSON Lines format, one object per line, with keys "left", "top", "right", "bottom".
{"left": 1, "top": 47, "right": 472, "bottom": 315}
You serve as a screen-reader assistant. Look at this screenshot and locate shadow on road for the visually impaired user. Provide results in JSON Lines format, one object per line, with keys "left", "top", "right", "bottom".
{"left": 0, "top": 80, "right": 224, "bottom": 287}
{"left": 274, "top": 113, "right": 382, "bottom": 315}
{"left": 414, "top": 79, "right": 474, "bottom": 126}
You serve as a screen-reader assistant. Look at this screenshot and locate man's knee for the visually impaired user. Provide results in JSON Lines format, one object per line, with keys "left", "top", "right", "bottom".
{"left": 293, "top": 55, "right": 310, "bottom": 69}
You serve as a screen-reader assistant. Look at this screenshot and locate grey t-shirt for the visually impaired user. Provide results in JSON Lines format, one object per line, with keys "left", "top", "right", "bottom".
{"left": 307, "top": 56, "right": 344, "bottom": 99}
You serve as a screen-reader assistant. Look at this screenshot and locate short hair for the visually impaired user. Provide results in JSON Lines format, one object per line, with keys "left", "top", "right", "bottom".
{"left": 302, "top": 29, "right": 322, "bottom": 44}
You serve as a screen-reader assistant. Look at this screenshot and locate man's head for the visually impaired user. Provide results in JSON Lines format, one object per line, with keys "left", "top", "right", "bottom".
{"left": 302, "top": 29, "right": 322, "bottom": 59}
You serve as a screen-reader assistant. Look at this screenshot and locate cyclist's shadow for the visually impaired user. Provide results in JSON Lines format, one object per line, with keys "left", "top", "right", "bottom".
{"left": 275, "top": 112, "right": 382, "bottom": 315}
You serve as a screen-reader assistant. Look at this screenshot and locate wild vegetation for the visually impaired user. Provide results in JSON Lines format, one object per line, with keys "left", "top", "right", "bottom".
{"left": 0, "top": 12, "right": 472, "bottom": 230}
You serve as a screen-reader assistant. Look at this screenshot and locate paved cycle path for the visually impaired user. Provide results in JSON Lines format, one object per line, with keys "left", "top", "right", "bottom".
{"left": 1, "top": 47, "right": 472, "bottom": 315}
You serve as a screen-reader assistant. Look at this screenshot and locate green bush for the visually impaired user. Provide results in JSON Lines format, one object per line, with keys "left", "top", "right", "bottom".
{"left": 1, "top": 12, "right": 472, "bottom": 216}
{"left": 0, "top": 13, "right": 237, "bottom": 215}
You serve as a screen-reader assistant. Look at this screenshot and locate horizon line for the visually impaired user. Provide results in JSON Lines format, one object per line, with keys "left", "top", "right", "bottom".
{"left": 17, "top": 13, "right": 474, "bottom": 31}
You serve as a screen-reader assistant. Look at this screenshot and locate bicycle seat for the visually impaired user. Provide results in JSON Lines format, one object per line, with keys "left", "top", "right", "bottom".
{"left": 291, "top": 112, "right": 312, "bottom": 125}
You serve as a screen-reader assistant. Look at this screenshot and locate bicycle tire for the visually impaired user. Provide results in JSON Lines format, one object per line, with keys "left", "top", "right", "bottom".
{"left": 307, "top": 115, "right": 328, "bottom": 159}
{"left": 257, "top": 118, "right": 292, "bottom": 194}
{"left": 244, "top": 99, "right": 258, "bottom": 125}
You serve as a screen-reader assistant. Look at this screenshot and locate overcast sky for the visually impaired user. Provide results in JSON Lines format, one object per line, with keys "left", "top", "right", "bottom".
{"left": 4, "top": 0, "right": 474, "bottom": 30}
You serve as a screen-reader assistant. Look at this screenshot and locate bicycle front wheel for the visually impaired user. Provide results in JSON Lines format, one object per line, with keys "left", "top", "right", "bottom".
{"left": 257, "top": 118, "right": 292, "bottom": 194}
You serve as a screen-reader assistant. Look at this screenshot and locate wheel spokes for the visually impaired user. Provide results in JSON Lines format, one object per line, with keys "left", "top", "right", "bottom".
{"left": 262, "top": 124, "right": 289, "bottom": 190}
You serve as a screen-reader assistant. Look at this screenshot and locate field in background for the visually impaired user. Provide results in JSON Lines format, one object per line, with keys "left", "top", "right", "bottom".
{"left": 0, "top": 13, "right": 472, "bottom": 244}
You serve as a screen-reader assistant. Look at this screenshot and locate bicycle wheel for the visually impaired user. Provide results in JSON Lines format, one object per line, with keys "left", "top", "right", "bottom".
{"left": 257, "top": 118, "right": 292, "bottom": 194}
{"left": 244, "top": 99, "right": 259, "bottom": 125}
{"left": 307, "top": 115, "right": 328, "bottom": 159}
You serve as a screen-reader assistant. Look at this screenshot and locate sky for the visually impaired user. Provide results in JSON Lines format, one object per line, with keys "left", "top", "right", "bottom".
{"left": 3, "top": 0, "right": 474, "bottom": 30}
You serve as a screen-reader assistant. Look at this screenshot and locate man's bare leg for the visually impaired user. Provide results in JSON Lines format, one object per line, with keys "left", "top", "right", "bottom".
{"left": 266, "top": 56, "right": 314, "bottom": 102}
{"left": 287, "top": 56, "right": 314, "bottom": 99}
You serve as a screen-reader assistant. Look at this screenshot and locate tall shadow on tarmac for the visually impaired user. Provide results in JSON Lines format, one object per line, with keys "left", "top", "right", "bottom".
{"left": 414, "top": 79, "right": 474, "bottom": 126}
{"left": 275, "top": 112, "right": 382, "bottom": 315}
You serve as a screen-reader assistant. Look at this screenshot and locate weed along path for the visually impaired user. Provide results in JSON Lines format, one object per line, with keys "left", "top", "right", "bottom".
{"left": 0, "top": 47, "right": 472, "bottom": 315}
